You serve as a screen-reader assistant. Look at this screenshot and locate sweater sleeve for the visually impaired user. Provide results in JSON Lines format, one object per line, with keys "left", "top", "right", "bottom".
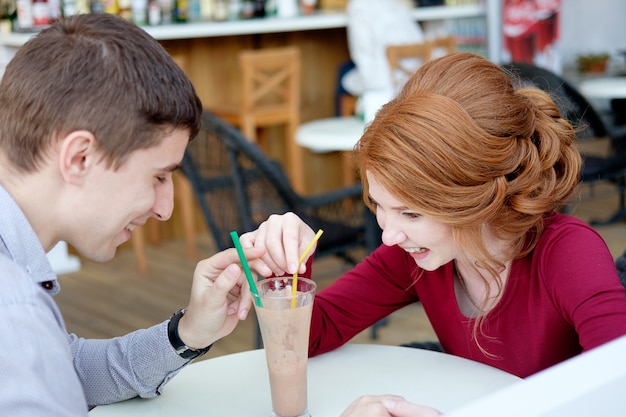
{"left": 537, "top": 218, "right": 626, "bottom": 352}
{"left": 309, "top": 244, "right": 420, "bottom": 356}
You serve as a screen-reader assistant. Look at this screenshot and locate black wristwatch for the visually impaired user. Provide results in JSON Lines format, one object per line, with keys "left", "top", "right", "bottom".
{"left": 167, "top": 308, "right": 212, "bottom": 360}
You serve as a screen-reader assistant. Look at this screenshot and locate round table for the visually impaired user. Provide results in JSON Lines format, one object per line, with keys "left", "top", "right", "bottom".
{"left": 296, "top": 116, "right": 366, "bottom": 186}
{"left": 296, "top": 116, "right": 366, "bottom": 153}
{"left": 578, "top": 76, "right": 626, "bottom": 112}
{"left": 89, "top": 344, "right": 521, "bottom": 417}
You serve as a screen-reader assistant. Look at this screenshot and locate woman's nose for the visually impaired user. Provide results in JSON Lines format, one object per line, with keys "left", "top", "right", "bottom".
{"left": 380, "top": 214, "right": 406, "bottom": 247}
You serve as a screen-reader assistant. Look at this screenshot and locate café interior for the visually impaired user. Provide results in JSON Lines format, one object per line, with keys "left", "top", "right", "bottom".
{"left": 30, "top": 0, "right": 622, "bottom": 344}
{"left": 2, "top": 0, "right": 625, "bottom": 415}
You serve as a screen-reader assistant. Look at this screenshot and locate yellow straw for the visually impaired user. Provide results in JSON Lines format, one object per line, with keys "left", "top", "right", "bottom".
{"left": 292, "top": 229, "right": 324, "bottom": 308}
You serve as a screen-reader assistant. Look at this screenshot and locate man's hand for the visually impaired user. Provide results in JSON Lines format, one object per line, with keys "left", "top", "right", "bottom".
{"left": 177, "top": 246, "right": 266, "bottom": 349}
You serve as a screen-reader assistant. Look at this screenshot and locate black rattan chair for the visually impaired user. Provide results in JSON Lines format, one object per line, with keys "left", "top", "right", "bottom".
{"left": 613, "top": 250, "right": 626, "bottom": 294}
{"left": 502, "top": 62, "right": 626, "bottom": 225}
{"left": 181, "top": 110, "right": 380, "bottom": 262}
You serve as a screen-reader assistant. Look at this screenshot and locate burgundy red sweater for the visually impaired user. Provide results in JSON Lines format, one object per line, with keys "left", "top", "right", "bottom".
{"left": 309, "top": 213, "right": 626, "bottom": 378}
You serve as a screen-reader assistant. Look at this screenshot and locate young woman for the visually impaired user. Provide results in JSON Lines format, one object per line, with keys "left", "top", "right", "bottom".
{"left": 243, "top": 52, "right": 626, "bottom": 416}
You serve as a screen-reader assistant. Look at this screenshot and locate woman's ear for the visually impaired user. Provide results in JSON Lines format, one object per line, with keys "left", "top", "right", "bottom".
{"left": 58, "top": 130, "right": 98, "bottom": 185}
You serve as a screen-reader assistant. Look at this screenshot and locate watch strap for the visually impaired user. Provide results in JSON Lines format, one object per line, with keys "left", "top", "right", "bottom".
{"left": 167, "top": 308, "right": 212, "bottom": 360}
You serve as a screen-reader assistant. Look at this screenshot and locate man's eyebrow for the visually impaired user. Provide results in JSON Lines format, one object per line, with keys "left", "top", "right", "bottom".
{"left": 159, "top": 163, "right": 182, "bottom": 173}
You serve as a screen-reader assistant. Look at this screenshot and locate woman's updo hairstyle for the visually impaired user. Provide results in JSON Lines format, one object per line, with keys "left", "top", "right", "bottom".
{"left": 356, "top": 52, "right": 581, "bottom": 277}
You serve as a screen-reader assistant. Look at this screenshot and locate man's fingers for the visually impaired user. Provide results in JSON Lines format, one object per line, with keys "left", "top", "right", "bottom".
{"left": 210, "top": 263, "right": 241, "bottom": 300}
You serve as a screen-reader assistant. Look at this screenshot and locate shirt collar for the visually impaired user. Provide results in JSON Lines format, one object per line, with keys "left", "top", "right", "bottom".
{"left": 0, "top": 183, "right": 59, "bottom": 294}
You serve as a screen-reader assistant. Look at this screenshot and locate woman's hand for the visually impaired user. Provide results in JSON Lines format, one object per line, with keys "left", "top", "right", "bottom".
{"left": 340, "top": 395, "right": 443, "bottom": 417}
{"left": 240, "top": 212, "right": 316, "bottom": 277}
{"left": 177, "top": 246, "right": 266, "bottom": 350}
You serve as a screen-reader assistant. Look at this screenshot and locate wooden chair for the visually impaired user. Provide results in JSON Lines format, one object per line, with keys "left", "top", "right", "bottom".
{"left": 385, "top": 42, "right": 433, "bottom": 88}
{"left": 207, "top": 46, "right": 305, "bottom": 193}
{"left": 430, "top": 35, "right": 457, "bottom": 57}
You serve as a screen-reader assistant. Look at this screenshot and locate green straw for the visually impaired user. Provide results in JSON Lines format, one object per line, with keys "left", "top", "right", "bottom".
{"left": 230, "top": 231, "right": 262, "bottom": 307}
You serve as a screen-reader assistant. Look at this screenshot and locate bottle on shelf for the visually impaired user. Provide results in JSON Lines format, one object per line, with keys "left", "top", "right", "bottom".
{"left": 31, "top": 0, "right": 49, "bottom": 27}
{"left": 90, "top": 0, "right": 105, "bottom": 13}
{"left": 73, "top": 0, "right": 89, "bottom": 14}
{"left": 276, "top": 0, "right": 297, "bottom": 17}
{"left": 61, "top": 0, "right": 74, "bottom": 16}
{"left": 187, "top": 0, "right": 200, "bottom": 21}
{"left": 252, "top": 0, "right": 264, "bottom": 17}
{"left": 16, "top": 0, "right": 33, "bottom": 31}
{"left": 199, "top": 0, "right": 213, "bottom": 20}
{"left": 212, "top": 0, "right": 227, "bottom": 20}
{"left": 300, "top": 0, "right": 316, "bottom": 15}
{"left": 158, "top": 0, "right": 172, "bottom": 23}
{"left": 0, "top": 0, "right": 17, "bottom": 33}
{"left": 48, "top": 0, "right": 61, "bottom": 21}
{"left": 239, "top": 0, "right": 252, "bottom": 18}
{"left": 173, "top": 0, "right": 188, "bottom": 22}
{"left": 131, "top": 0, "right": 147, "bottom": 24}
{"left": 103, "top": 0, "right": 118, "bottom": 14}
{"left": 147, "top": 0, "right": 161, "bottom": 24}
{"left": 117, "top": 0, "right": 132, "bottom": 19}
{"left": 226, "top": 0, "right": 239, "bottom": 20}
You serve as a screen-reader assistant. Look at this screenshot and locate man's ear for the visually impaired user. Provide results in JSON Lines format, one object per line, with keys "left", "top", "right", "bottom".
{"left": 58, "top": 130, "right": 98, "bottom": 185}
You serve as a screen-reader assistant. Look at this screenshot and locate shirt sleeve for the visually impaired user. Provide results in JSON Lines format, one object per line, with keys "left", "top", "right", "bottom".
{"left": 69, "top": 320, "right": 190, "bottom": 407}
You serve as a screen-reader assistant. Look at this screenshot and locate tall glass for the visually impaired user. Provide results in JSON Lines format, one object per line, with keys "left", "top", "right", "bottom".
{"left": 254, "top": 277, "right": 316, "bottom": 417}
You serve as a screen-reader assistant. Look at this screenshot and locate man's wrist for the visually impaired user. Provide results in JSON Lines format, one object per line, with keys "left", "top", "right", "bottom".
{"left": 167, "top": 308, "right": 212, "bottom": 360}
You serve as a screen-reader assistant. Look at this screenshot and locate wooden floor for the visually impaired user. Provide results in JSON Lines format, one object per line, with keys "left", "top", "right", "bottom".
{"left": 55, "top": 140, "right": 626, "bottom": 361}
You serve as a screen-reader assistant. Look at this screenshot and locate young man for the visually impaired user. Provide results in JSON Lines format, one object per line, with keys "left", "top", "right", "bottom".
{"left": 0, "top": 13, "right": 263, "bottom": 415}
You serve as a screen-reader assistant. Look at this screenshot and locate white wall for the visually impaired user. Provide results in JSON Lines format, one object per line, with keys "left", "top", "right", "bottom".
{"left": 560, "top": 0, "right": 626, "bottom": 69}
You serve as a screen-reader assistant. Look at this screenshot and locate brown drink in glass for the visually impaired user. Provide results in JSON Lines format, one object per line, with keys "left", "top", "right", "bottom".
{"left": 254, "top": 277, "right": 316, "bottom": 417}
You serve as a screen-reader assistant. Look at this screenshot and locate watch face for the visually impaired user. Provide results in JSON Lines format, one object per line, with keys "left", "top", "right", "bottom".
{"left": 177, "top": 346, "right": 202, "bottom": 359}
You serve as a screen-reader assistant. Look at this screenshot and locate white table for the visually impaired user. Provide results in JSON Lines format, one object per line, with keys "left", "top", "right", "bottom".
{"left": 89, "top": 344, "right": 521, "bottom": 417}
{"left": 296, "top": 116, "right": 366, "bottom": 153}
{"left": 448, "top": 335, "right": 626, "bottom": 417}
{"left": 296, "top": 116, "right": 366, "bottom": 186}
{"left": 579, "top": 76, "right": 626, "bottom": 113}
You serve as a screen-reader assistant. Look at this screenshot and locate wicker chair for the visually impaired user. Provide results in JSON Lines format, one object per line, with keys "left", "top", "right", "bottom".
{"left": 181, "top": 110, "right": 381, "bottom": 267}
{"left": 613, "top": 250, "right": 626, "bottom": 293}
{"left": 502, "top": 62, "right": 626, "bottom": 225}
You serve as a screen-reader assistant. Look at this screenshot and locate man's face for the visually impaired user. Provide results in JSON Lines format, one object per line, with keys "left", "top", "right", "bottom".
{"left": 69, "top": 130, "right": 189, "bottom": 263}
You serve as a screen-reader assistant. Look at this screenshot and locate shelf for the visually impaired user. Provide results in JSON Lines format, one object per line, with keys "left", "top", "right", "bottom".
{"left": 1, "top": 5, "right": 486, "bottom": 43}
{"left": 147, "top": 5, "right": 486, "bottom": 40}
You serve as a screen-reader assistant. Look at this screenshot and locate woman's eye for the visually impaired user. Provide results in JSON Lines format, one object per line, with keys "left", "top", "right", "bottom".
{"left": 156, "top": 176, "right": 167, "bottom": 184}
{"left": 403, "top": 212, "right": 421, "bottom": 219}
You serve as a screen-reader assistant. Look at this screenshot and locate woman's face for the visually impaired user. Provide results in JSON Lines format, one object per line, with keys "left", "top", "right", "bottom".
{"left": 367, "top": 171, "right": 456, "bottom": 271}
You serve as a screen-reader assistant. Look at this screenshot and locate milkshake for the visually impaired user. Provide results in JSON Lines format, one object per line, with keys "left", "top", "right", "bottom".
{"left": 254, "top": 277, "right": 316, "bottom": 417}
